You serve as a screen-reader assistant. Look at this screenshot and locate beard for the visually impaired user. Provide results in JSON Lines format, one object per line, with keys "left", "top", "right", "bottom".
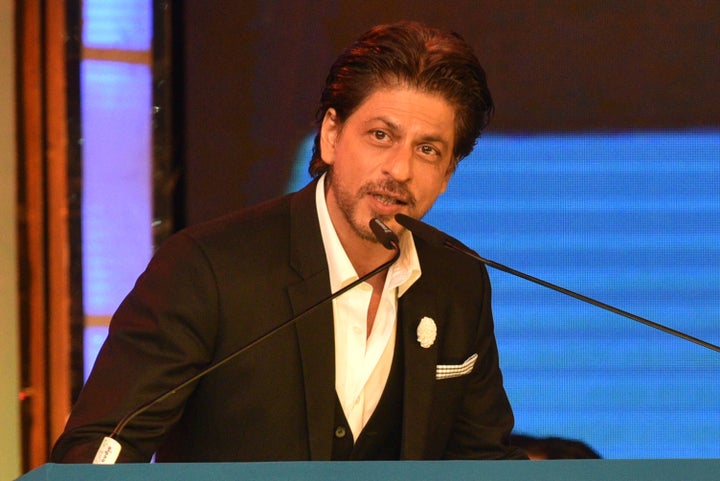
{"left": 326, "top": 170, "right": 416, "bottom": 243}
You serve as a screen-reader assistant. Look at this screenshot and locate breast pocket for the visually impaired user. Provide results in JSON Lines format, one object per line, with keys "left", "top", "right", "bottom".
{"left": 435, "top": 353, "right": 478, "bottom": 380}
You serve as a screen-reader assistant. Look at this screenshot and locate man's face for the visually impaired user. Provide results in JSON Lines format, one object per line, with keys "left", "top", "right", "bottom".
{"left": 320, "top": 86, "right": 456, "bottom": 244}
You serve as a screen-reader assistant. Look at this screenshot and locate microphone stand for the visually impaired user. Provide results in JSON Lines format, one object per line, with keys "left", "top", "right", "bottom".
{"left": 395, "top": 213, "right": 720, "bottom": 354}
{"left": 93, "top": 218, "right": 401, "bottom": 464}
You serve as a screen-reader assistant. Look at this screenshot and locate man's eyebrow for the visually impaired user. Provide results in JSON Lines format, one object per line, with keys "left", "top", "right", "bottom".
{"left": 364, "top": 117, "right": 450, "bottom": 144}
{"left": 418, "top": 133, "right": 450, "bottom": 146}
{"left": 363, "top": 116, "right": 401, "bottom": 131}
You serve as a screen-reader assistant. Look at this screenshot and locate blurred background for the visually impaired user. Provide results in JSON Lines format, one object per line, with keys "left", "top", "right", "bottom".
{"left": 4, "top": 0, "right": 719, "bottom": 477}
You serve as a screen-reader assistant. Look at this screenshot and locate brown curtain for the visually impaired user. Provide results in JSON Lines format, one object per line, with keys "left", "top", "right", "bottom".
{"left": 16, "top": 0, "right": 83, "bottom": 470}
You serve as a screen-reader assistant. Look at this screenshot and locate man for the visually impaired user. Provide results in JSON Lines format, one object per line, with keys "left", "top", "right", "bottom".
{"left": 52, "top": 21, "right": 525, "bottom": 462}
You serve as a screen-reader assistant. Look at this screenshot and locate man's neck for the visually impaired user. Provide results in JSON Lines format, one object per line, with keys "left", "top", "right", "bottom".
{"left": 340, "top": 232, "right": 395, "bottom": 279}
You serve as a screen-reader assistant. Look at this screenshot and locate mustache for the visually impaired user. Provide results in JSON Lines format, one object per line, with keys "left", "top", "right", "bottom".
{"left": 358, "top": 179, "right": 416, "bottom": 207}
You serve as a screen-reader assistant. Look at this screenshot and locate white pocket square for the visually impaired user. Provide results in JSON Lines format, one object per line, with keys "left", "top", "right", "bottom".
{"left": 435, "top": 353, "right": 478, "bottom": 380}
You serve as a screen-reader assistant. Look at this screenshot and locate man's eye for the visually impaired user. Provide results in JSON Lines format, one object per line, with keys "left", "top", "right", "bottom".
{"left": 420, "top": 145, "right": 439, "bottom": 156}
{"left": 372, "top": 130, "right": 388, "bottom": 140}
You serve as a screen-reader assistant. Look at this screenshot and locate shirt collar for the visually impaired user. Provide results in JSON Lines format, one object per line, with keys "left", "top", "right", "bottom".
{"left": 315, "top": 174, "right": 421, "bottom": 297}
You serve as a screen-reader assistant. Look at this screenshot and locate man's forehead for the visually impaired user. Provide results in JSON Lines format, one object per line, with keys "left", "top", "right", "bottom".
{"left": 352, "top": 87, "right": 456, "bottom": 134}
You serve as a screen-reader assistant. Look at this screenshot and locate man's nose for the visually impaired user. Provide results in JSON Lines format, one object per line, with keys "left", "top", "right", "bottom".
{"left": 382, "top": 147, "right": 413, "bottom": 182}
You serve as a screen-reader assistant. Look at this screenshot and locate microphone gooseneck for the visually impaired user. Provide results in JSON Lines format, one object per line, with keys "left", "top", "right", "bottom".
{"left": 395, "top": 213, "right": 720, "bottom": 354}
{"left": 93, "top": 218, "right": 401, "bottom": 464}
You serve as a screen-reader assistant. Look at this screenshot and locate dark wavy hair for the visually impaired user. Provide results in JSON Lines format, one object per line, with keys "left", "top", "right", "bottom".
{"left": 309, "top": 21, "right": 494, "bottom": 178}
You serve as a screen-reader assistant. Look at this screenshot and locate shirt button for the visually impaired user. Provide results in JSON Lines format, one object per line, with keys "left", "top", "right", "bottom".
{"left": 334, "top": 426, "right": 347, "bottom": 438}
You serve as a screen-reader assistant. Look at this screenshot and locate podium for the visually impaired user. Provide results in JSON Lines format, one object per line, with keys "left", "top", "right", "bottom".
{"left": 16, "top": 459, "right": 720, "bottom": 481}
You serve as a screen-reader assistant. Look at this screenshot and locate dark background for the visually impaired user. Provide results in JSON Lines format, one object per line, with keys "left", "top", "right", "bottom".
{"left": 178, "top": 0, "right": 719, "bottom": 225}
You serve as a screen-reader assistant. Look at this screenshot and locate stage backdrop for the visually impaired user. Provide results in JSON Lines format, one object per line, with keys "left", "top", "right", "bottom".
{"left": 81, "top": 0, "right": 720, "bottom": 460}
{"left": 178, "top": 1, "right": 720, "bottom": 458}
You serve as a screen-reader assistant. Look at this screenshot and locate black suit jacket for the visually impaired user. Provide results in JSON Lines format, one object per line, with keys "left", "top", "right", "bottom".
{"left": 51, "top": 181, "right": 523, "bottom": 462}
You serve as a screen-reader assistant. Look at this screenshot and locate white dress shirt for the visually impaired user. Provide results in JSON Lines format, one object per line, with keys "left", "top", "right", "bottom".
{"left": 315, "top": 175, "right": 421, "bottom": 440}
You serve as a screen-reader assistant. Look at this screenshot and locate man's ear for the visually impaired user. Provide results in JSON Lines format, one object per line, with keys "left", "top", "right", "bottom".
{"left": 320, "top": 108, "right": 340, "bottom": 165}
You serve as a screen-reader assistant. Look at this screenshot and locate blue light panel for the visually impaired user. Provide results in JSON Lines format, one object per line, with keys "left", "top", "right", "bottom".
{"left": 83, "top": 0, "right": 152, "bottom": 51}
{"left": 287, "top": 130, "right": 720, "bottom": 458}
{"left": 81, "top": 60, "right": 152, "bottom": 317}
{"left": 81, "top": 0, "right": 153, "bottom": 379}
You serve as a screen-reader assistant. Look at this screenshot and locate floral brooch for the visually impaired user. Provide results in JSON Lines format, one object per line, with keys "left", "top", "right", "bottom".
{"left": 416, "top": 316, "right": 437, "bottom": 348}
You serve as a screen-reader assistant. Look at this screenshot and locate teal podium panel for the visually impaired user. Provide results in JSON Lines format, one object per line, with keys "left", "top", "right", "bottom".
{"left": 16, "top": 460, "right": 720, "bottom": 481}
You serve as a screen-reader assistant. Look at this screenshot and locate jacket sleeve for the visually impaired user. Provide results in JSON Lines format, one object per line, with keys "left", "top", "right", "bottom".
{"left": 441, "top": 259, "right": 527, "bottom": 460}
{"left": 51, "top": 231, "right": 220, "bottom": 463}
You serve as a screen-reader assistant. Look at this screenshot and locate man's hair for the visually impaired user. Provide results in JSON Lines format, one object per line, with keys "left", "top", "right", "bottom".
{"left": 309, "top": 21, "right": 494, "bottom": 178}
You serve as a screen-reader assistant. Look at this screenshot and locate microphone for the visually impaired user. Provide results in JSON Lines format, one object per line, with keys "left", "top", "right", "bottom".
{"left": 370, "top": 217, "right": 400, "bottom": 249}
{"left": 395, "top": 213, "right": 720, "bottom": 354}
{"left": 93, "top": 218, "right": 401, "bottom": 464}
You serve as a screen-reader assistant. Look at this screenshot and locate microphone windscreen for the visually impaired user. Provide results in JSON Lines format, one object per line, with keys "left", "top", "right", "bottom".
{"left": 369, "top": 218, "right": 399, "bottom": 250}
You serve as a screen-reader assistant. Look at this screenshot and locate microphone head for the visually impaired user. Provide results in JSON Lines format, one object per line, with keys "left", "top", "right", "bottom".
{"left": 394, "top": 213, "right": 447, "bottom": 247}
{"left": 369, "top": 218, "right": 399, "bottom": 250}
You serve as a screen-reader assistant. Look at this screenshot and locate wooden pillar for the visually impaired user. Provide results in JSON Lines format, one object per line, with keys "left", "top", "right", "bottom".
{"left": 16, "top": 0, "right": 80, "bottom": 470}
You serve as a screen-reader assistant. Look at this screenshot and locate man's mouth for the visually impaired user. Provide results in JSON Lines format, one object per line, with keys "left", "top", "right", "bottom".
{"left": 371, "top": 193, "right": 407, "bottom": 206}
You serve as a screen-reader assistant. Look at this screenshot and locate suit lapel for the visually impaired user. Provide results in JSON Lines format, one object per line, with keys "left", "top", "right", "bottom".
{"left": 287, "top": 182, "right": 336, "bottom": 460}
{"left": 289, "top": 275, "right": 335, "bottom": 460}
{"left": 285, "top": 182, "right": 444, "bottom": 460}
{"left": 399, "top": 276, "right": 440, "bottom": 459}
